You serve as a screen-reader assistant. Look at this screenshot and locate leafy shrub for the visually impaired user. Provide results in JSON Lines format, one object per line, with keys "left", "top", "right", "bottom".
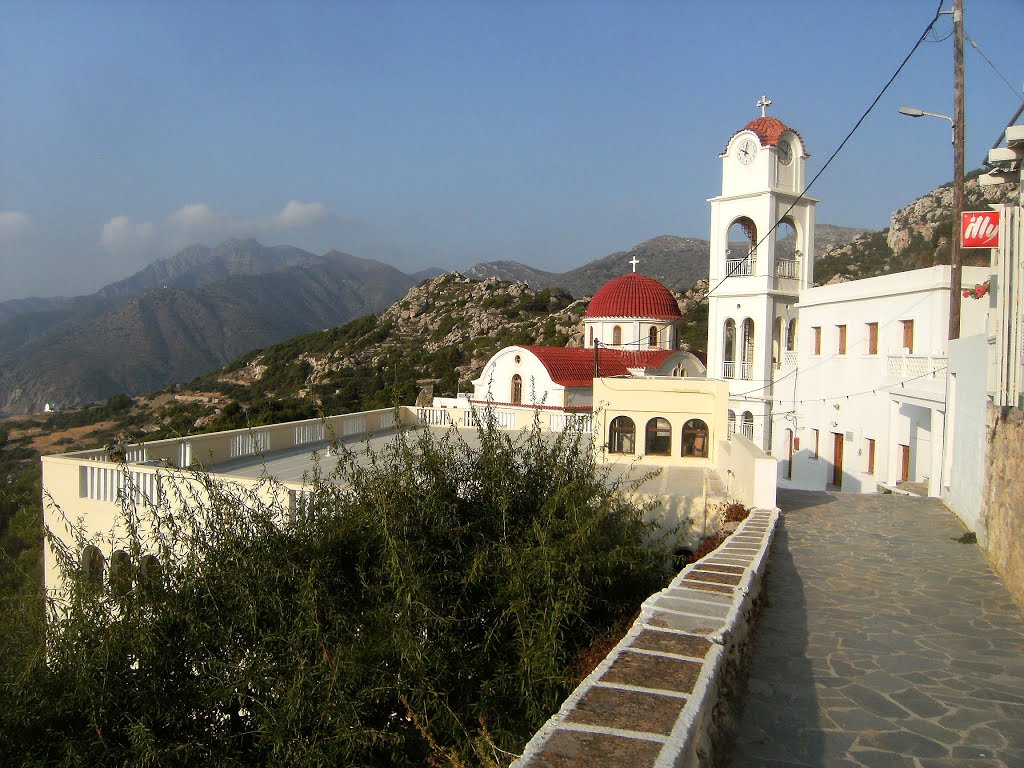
{"left": 3, "top": 418, "right": 675, "bottom": 767}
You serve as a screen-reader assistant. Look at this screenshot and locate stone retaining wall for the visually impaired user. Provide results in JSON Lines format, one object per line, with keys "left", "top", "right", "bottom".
{"left": 981, "top": 405, "right": 1024, "bottom": 606}
{"left": 513, "top": 508, "right": 779, "bottom": 768}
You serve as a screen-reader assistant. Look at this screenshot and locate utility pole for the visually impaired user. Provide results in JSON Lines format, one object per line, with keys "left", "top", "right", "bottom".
{"left": 950, "top": 0, "right": 965, "bottom": 340}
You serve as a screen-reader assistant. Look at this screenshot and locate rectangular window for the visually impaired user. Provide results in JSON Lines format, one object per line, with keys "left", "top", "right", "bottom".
{"left": 866, "top": 438, "right": 876, "bottom": 475}
{"left": 837, "top": 325, "right": 847, "bottom": 355}
{"left": 813, "top": 326, "right": 821, "bottom": 355}
{"left": 902, "top": 319, "right": 915, "bottom": 354}
{"left": 811, "top": 429, "right": 820, "bottom": 459}
{"left": 867, "top": 322, "right": 878, "bottom": 355}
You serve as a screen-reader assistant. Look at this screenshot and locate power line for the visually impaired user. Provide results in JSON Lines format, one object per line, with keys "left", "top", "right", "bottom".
{"left": 686, "top": 1, "right": 944, "bottom": 314}
{"left": 965, "top": 30, "right": 1024, "bottom": 105}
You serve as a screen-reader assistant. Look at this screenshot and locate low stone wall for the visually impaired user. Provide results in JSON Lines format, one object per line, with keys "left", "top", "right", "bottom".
{"left": 981, "top": 405, "right": 1024, "bottom": 606}
{"left": 513, "top": 508, "right": 779, "bottom": 768}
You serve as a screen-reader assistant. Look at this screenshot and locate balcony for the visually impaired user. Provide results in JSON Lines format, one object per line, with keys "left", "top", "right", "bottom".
{"left": 723, "top": 361, "right": 736, "bottom": 379}
{"left": 740, "top": 361, "right": 754, "bottom": 380}
{"left": 726, "top": 256, "right": 755, "bottom": 277}
{"left": 885, "top": 354, "right": 947, "bottom": 380}
{"left": 775, "top": 258, "right": 799, "bottom": 279}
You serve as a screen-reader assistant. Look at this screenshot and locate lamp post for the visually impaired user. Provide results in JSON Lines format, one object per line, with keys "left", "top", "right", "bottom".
{"left": 897, "top": 106, "right": 954, "bottom": 144}
{"left": 897, "top": 0, "right": 964, "bottom": 341}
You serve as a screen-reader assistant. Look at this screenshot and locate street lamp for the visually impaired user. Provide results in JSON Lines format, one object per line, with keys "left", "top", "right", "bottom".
{"left": 898, "top": 106, "right": 955, "bottom": 145}
{"left": 898, "top": 99, "right": 965, "bottom": 341}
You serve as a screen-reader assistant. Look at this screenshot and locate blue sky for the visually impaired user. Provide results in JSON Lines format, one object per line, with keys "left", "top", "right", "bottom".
{"left": 1, "top": 0, "right": 1021, "bottom": 301}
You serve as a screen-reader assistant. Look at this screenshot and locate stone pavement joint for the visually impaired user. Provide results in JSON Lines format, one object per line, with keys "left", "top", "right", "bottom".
{"left": 724, "top": 490, "right": 1024, "bottom": 768}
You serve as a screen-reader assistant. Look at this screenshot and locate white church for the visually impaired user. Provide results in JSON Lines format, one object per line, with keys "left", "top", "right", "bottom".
{"left": 470, "top": 97, "right": 991, "bottom": 497}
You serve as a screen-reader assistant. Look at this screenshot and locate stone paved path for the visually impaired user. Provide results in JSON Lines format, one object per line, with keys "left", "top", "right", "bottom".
{"left": 725, "top": 490, "right": 1024, "bottom": 768}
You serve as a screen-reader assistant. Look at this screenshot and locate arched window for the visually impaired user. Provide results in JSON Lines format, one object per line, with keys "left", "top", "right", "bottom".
{"left": 612, "top": 325, "right": 622, "bottom": 346}
{"left": 682, "top": 419, "right": 709, "bottom": 458}
{"left": 645, "top": 417, "right": 672, "bottom": 456}
{"left": 723, "top": 319, "right": 736, "bottom": 378}
{"left": 511, "top": 374, "right": 522, "bottom": 405}
{"left": 139, "top": 553, "right": 162, "bottom": 593}
{"left": 81, "top": 545, "right": 105, "bottom": 591}
{"left": 648, "top": 325, "right": 658, "bottom": 348}
{"left": 727, "top": 217, "right": 758, "bottom": 274}
{"left": 741, "top": 411, "right": 754, "bottom": 441}
{"left": 727, "top": 409, "right": 736, "bottom": 436}
{"left": 109, "top": 549, "right": 132, "bottom": 596}
{"left": 741, "top": 318, "right": 755, "bottom": 379}
{"left": 787, "top": 319, "right": 797, "bottom": 352}
{"left": 772, "top": 317, "right": 783, "bottom": 368}
{"left": 608, "top": 416, "right": 635, "bottom": 454}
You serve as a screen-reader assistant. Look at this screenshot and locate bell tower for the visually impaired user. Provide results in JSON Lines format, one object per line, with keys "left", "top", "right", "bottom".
{"left": 705, "top": 96, "right": 817, "bottom": 450}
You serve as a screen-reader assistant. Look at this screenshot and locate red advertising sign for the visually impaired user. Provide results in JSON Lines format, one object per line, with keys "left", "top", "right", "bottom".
{"left": 961, "top": 210, "right": 1000, "bottom": 249}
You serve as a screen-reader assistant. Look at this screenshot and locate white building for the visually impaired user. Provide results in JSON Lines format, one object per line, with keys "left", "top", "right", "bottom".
{"left": 470, "top": 271, "right": 706, "bottom": 411}
{"left": 772, "top": 265, "right": 988, "bottom": 496}
{"left": 707, "top": 100, "right": 992, "bottom": 497}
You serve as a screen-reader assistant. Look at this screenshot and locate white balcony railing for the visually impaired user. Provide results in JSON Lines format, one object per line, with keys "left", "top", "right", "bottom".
{"left": 783, "top": 350, "right": 798, "bottom": 367}
{"left": 740, "top": 361, "right": 754, "bottom": 380}
{"left": 775, "top": 258, "right": 799, "bottom": 279}
{"left": 726, "top": 257, "right": 755, "bottom": 277}
{"left": 723, "top": 361, "right": 736, "bottom": 379}
{"left": 885, "top": 355, "right": 947, "bottom": 380}
{"left": 549, "top": 412, "right": 594, "bottom": 433}
{"left": 739, "top": 422, "right": 755, "bottom": 441}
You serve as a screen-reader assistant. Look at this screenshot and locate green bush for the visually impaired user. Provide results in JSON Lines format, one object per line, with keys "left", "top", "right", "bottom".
{"left": 2, "top": 418, "right": 675, "bottom": 767}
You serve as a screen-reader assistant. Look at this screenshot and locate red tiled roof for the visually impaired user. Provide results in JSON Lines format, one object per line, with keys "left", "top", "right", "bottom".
{"left": 722, "top": 116, "right": 807, "bottom": 152}
{"left": 583, "top": 273, "right": 681, "bottom": 319}
{"left": 522, "top": 346, "right": 677, "bottom": 387}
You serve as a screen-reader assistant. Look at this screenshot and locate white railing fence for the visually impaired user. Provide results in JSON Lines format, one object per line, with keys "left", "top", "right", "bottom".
{"left": 726, "top": 257, "right": 755, "bottom": 277}
{"left": 723, "top": 361, "right": 736, "bottom": 379}
{"left": 775, "top": 258, "right": 799, "bottom": 278}
{"left": 885, "top": 355, "right": 947, "bottom": 379}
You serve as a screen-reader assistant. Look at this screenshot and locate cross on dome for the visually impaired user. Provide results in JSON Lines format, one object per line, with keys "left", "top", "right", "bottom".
{"left": 629, "top": 255, "right": 639, "bottom": 273}
{"left": 757, "top": 94, "right": 772, "bottom": 117}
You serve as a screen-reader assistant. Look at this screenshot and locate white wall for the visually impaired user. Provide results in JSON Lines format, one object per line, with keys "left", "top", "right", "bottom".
{"left": 773, "top": 266, "right": 986, "bottom": 494}
{"left": 472, "top": 346, "right": 566, "bottom": 408}
{"left": 942, "top": 334, "right": 990, "bottom": 534}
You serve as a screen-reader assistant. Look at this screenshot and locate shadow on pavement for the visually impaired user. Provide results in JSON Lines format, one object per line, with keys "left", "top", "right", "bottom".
{"left": 722, "top": 503, "right": 825, "bottom": 767}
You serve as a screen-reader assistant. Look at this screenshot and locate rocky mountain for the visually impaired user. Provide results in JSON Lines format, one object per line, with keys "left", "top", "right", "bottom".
{"left": 466, "top": 228, "right": 868, "bottom": 297}
{"left": 0, "top": 244, "right": 416, "bottom": 415}
{"left": 815, "top": 172, "right": 1017, "bottom": 284}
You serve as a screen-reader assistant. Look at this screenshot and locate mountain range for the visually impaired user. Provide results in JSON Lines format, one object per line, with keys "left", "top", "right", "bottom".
{"left": 6, "top": 166, "right": 1013, "bottom": 419}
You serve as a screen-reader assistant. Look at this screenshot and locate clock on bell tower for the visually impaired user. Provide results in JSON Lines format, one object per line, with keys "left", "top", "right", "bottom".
{"left": 703, "top": 97, "right": 818, "bottom": 451}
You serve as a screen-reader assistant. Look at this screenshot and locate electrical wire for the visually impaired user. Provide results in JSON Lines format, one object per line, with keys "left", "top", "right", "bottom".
{"left": 965, "top": 31, "right": 1024, "bottom": 105}
{"left": 686, "top": 0, "right": 944, "bottom": 314}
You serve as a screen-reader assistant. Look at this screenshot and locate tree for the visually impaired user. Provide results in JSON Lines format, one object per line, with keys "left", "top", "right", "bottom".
{"left": 2, "top": 416, "right": 677, "bottom": 767}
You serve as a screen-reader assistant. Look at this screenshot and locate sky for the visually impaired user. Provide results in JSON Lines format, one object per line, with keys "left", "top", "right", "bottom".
{"left": 1, "top": 1, "right": 1022, "bottom": 302}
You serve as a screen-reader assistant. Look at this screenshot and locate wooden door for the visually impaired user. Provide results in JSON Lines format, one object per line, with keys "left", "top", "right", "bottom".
{"left": 900, "top": 444, "right": 911, "bottom": 482}
{"left": 832, "top": 433, "right": 844, "bottom": 488}
{"left": 786, "top": 429, "right": 794, "bottom": 479}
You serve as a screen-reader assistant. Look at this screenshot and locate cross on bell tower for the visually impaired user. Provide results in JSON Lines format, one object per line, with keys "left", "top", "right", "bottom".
{"left": 704, "top": 104, "right": 817, "bottom": 452}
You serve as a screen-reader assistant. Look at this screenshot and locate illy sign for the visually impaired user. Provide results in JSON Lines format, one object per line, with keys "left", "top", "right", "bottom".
{"left": 961, "top": 210, "right": 1000, "bottom": 248}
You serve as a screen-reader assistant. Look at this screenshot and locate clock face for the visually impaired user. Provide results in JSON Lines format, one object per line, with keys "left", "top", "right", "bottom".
{"left": 738, "top": 138, "right": 758, "bottom": 166}
{"left": 777, "top": 139, "right": 793, "bottom": 166}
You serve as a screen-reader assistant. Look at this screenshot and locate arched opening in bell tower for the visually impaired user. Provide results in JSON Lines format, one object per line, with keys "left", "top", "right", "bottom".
{"left": 774, "top": 218, "right": 799, "bottom": 278}
{"left": 723, "top": 319, "right": 736, "bottom": 379}
{"left": 740, "top": 318, "right": 755, "bottom": 380}
{"left": 726, "top": 218, "right": 757, "bottom": 276}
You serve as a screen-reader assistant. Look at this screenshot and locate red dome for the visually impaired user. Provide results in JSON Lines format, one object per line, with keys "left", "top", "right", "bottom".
{"left": 584, "top": 273, "right": 681, "bottom": 319}
{"left": 724, "top": 115, "right": 806, "bottom": 152}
